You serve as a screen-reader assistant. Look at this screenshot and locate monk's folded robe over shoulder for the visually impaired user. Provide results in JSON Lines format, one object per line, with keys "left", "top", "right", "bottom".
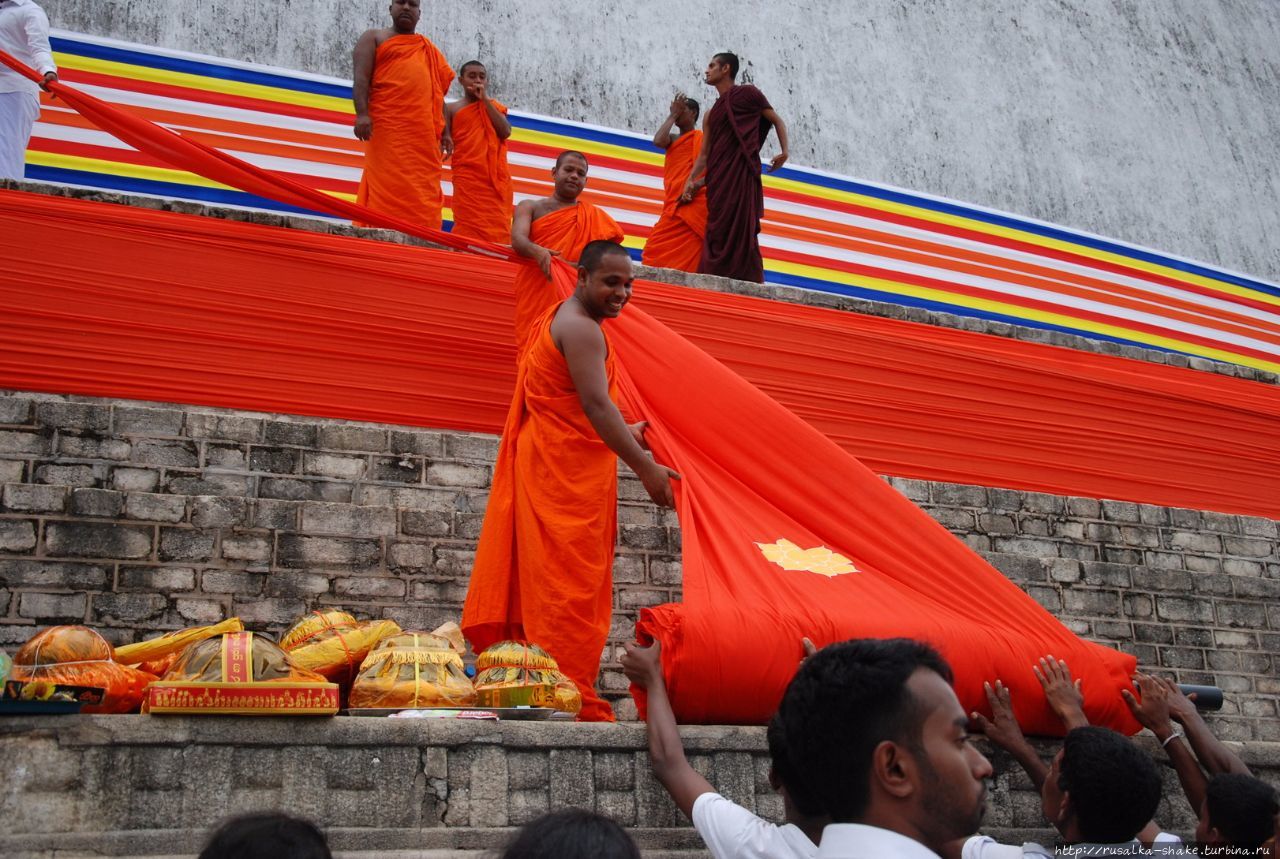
{"left": 356, "top": 34, "right": 454, "bottom": 229}
{"left": 462, "top": 306, "right": 621, "bottom": 722}
{"left": 701, "top": 84, "right": 773, "bottom": 283}
{"left": 642, "top": 129, "right": 707, "bottom": 273}
{"left": 448, "top": 99, "right": 514, "bottom": 243}
{"left": 512, "top": 201, "right": 622, "bottom": 352}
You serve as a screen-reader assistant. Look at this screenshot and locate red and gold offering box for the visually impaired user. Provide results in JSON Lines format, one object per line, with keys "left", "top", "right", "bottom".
{"left": 280, "top": 610, "right": 400, "bottom": 687}
{"left": 145, "top": 631, "right": 338, "bottom": 715}
{"left": 348, "top": 631, "right": 476, "bottom": 709}
{"left": 473, "top": 641, "right": 581, "bottom": 716}
{"left": 10, "top": 626, "right": 156, "bottom": 714}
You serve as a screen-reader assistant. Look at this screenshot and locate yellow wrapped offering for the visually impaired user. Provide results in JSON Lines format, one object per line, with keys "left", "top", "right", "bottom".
{"left": 348, "top": 631, "right": 476, "bottom": 709}
{"left": 113, "top": 618, "right": 244, "bottom": 677}
{"left": 473, "top": 641, "right": 582, "bottom": 715}
{"left": 145, "top": 631, "right": 338, "bottom": 715}
{"left": 279, "top": 611, "right": 401, "bottom": 686}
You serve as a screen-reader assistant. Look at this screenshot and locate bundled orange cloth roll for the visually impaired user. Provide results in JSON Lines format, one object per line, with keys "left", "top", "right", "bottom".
{"left": 348, "top": 631, "right": 476, "bottom": 709}
{"left": 10, "top": 626, "right": 156, "bottom": 714}
{"left": 641, "top": 130, "right": 707, "bottom": 273}
{"left": 512, "top": 202, "right": 623, "bottom": 352}
{"left": 355, "top": 34, "right": 455, "bottom": 229}
{"left": 448, "top": 99, "right": 513, "bottom": 243}
{"left": 462, "top": 307, "right": 620, "bottom": 722}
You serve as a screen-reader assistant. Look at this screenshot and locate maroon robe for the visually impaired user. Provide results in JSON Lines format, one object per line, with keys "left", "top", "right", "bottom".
{"left": 700, "top": 84, "right": 774, "bottom": 283}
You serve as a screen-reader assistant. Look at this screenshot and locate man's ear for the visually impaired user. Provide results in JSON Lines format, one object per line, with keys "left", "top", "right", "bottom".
{"left": 1054, "top": 790, "right": 1072, "bottom": 827}
{"left": 871, "top": 739, "right": 915, "bottom": 800}
{"left": 767, "top": 765, "right": 782, "bottom": 792}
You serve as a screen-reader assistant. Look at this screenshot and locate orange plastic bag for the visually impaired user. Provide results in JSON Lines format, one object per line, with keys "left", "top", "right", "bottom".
{"left": 10, "top": 626, "right": 155, "bottom": 714}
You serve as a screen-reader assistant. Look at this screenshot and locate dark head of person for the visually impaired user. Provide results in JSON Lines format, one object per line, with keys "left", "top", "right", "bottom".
{"left": 552, "top": 150, "right": 589, "bottom": 201}
{"left": 388, "top": 0, "right": 421, "bottom": 34}
{"left": 198, "top": 812, "right": 331, "bottom": 859}
{"left": 499, "top": 809, "right": 641, "bottom": 859}
{"left": 575, "top": 240, "right": 633, "bottom": 320}
{"left": 681, "top": 96, "right": 701, "bottom": 126}
{"left": 1046, "top": 726, "right": 1161, "bottom": 845}
{"left": 1197, "top": 772, "right": 1279, "bottom": 849}
{"left": 767, "top": 709, "right": 828, "bottom": 827}
{"left": 713, "top": 52, "right": 740, "bottom": 80}
{"left": 778, "top": 638, "right": 991, "bottom": 854}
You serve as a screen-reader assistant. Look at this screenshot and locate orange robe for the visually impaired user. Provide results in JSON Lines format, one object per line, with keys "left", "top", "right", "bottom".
{"left": 641, "top": 130, "right": 708, "bottom": 273}
{"left": 355, "top": 34, "right": 454, "bottom": 229}
{"left": 448, "top": 100, "right": 513, "bottom": 243}
{"left": 512, "top": 201, "right": 623, "bottom": 352}
{"left": 462, "top": 305, "right": 620, "bottom": 722}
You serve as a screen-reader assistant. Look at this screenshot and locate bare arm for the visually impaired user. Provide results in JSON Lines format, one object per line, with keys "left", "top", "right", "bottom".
{"left": 352, "top": 31, "right": 377, "bottom": 141}
{"left": 679, "top": 113, "right": 711, "bottom": 203}
{"left": 558, "top": 314, "right": 679, "bottom": 507}
{"left": 761, "top": 107, "right": 789, "bottom": 172}
{"left": 1160, "top": 677, "right": 1251, "bottom": 776}
{"left": 621, "top": 641, "right": 713, "bottom": 818}
{"left": 1122, "top": 673, "right": 1209, "bottom": 815}
{"left": 483, "top": 96, "right": 512, "bottom": 140}
{"left": 511, "top": 201, "right": 559, "bottom": 278}
{"left": 652, "top": 94, "right": 687, "bottom": 150}
{"left": 970, "top": 680, "right": 1050, "bottom": 790}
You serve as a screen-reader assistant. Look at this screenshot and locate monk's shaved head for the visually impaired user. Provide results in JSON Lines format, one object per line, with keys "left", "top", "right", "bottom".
{"left": 459, "top": 59, "right": 485, "bottom": 76}
{"left": 555, "top": 150, "right": 590, "bottom": 171}
{"left": 579, "top": 240, "right": 630, "bottom": 274}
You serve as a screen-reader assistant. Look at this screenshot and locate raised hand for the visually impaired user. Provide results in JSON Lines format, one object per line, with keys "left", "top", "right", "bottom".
{"left": 1033, "top": 655, "right": 1087, "bottom": 729}
{"left": 971, "top": 680, "right": 1028, "bottom": 752}
{"left": 621, "top": 640, "right": 663, "bottom": 689}
{"left": 1121, "top": 673, "right": 1176, "bottom": 738}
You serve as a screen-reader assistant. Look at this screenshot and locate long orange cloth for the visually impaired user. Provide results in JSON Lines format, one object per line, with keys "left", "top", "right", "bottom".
{"left": 513, "top": 202, "right": 623, "bottom": 351}
{"left": 641, "top": 130, "right": 708, "bottom": 273}
{"left": 461, "top": 306, "right": 620, "bottom": 722}
{"left": 447, "top": 100, "right": 513, "bottom": 243}
{"left": 355, "top": 35, "right": 454, "bottom": 229}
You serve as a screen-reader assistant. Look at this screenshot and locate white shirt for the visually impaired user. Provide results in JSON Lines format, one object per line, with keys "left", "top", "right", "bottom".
{"left": 963, "top": 833, "right": 1185, "bottom": 859}
{"left": 0, "top": 0, "right": 55, "bottom": 96}
{"left": 691, "top": 792, "right": 818, "bottom": 859}
{"left": 817, "top": 824, "right": 942, "bottom": 859}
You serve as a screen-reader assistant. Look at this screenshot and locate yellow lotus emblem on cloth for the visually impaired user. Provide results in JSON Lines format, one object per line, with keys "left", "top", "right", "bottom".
{"left": 756, "top": 539, "right": 858, "bottom": 577}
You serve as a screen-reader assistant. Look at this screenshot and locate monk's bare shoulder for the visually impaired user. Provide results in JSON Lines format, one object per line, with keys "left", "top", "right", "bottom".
{"left": 526, "top": 196, "right": 572, "bottom": 223}
{"left": 550, "top": 301, "right": 605, "bottom": 352}
{"left": 357, "top": 28, "right": 399, "bottom": 49}
{"left": 444, "top": 99, "right": 464, "bottom": 119}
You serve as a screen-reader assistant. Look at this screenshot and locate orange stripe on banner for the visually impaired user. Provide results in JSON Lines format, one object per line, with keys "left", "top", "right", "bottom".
{"left": 3, "top": 189, "right": 1278, "bottom": 518}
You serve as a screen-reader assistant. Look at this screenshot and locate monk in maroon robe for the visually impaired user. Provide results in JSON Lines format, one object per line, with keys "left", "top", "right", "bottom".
{"left": 682, "top": 52, "right": 789, "bottom": 284}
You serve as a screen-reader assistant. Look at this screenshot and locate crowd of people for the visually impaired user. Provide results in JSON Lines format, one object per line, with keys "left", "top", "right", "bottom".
{"left": 191, "top": 637, "right": 1277, "bottom": 858}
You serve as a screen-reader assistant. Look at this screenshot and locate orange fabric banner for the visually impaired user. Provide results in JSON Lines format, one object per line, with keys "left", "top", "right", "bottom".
{"left": 512, "top": 202, "right": 624, "bottom": 351}
{"left": 355, "top": 35, "right": 455, "bottom": 229}
{"left": 641, "top": 130, "right": 708, "bottom": 273}
{"left": 462, "top": 307, "right": 622, "bottom": 723}
{"left": 448, "top": 99, "right": 514, "bottom": 243}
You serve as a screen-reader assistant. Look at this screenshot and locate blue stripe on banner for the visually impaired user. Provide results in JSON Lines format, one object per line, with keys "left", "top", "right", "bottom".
{"left": 764, "top": 267, "right": 1183, "bottom": 357}
{"left": 771, "top": 167, "right": 1280, "bottom": 301}
{"left": 51, "top": 37, "right": 353, "bottom": 100}
{"left": 508, "top": 114, "right": 662, "bottom": 156}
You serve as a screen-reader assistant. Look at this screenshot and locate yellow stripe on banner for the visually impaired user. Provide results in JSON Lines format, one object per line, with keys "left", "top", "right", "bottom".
{"left": 512, "top": 127, "right": 665, "bottom": 169}
{"left": 764, "top": 255, "right": 1280, "bottom": 374}
{"left": 763, "top": 173, "right": 1280, "bottom": 310}
{"left": 54, "top": 52, "right": 355, "bottom": 115}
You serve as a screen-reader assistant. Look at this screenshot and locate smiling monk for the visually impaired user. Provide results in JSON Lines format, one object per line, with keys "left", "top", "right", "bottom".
{"left": 509, "top": 151, "right": 624, "bottom": 352}
{"left": 352, "top": 0, "right": 455, "bottom": 228}
{"left": 462, "top": 241, "right": 681, "bottom": 721}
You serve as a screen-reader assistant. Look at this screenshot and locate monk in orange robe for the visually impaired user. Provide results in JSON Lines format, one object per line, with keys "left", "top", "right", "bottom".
{"left": 445, "top": 61, "right": 513, "bottom": 243}
{"left": 510, "top": 150, "right": 624, "bottom": 352}
{"left": 352, "top": 0, "right": 455, "bottom": 229}
{"left": 641, "top": 94, "right": 708, "bottom": 273}
{"left": 462, "top": 241, "right": 680, "bottom": 722}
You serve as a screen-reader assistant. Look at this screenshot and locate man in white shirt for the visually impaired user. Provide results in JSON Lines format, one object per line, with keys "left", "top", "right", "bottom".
{"left": 622, "top": 638, "right": 826, "bottom": 859}
{"left": 776, "top": 638, "right": 994, "bottom": 859}
{"left": 0, "top": 0, "right": 56, "bottom": 180}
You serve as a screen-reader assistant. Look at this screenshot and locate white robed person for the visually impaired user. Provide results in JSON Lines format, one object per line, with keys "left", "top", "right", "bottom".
{"left": 0, "top": 0, "right": 57, "bottom": 180}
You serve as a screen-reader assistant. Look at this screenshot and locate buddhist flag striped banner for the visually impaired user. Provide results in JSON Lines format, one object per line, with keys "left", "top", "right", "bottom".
{"left": 23, "top": 30, "right": 1280, "bottom": 373}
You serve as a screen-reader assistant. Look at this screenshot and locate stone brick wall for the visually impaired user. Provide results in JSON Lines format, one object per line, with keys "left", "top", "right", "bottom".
{"left": 8, "top": 714, "right": 1274, "bottom": 857}
{"left": 2, "top": 388, "right": 1277, "bottom": 735}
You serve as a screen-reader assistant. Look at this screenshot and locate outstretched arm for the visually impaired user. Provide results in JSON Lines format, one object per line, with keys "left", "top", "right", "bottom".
{"left": 1158, "top": 676, "right": 1250, "bottom": 776}
{"left": 352, "top": 31, "right": 377, "bottom": 141}
{"left": 622, "top": 641, "right": 713, "bottom": 818}
{"left": 1122, "top": 673, "right": 1208, "bottom": 816}
{"left": 970, "top": 680, "right": 1049, "bottom": 790}
{"left": 761, "top": 108, "right": 789, "bottom": 172}
{"left": 559, "top": 316, "right": 680, "bottom": 508}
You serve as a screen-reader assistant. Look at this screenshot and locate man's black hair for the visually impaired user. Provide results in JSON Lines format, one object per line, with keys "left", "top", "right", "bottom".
{"left": 1057, "top": 727, "right": 1161, "bottom": 844}
{"left": 578, "top": 240, "right": 630, "bottom": 274}
{"left": 198, "top": 813, "right": 331, "bottom": 859}
{"left": 713, "top": 52, "right": 740, "bottom": 79}
{"left": 555, "top": 150, "right": 590, "bottom": 170}
{"left": 683, "top": 96, "right": 701, "bottom": 124}
{"left": 777, "top": 637, "right": 954, "bottom": 822}
{"left": 500, "top": 810, "right": 641, "bottom": 859}
{"left": 1206, "top": 773, "right": 1279, "bottom": 848}
{"left": 459, "top": 59, "right": 485, "bottom": 75}
{"left": 767, "top": 710, "right": 823, "bottom": 818}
